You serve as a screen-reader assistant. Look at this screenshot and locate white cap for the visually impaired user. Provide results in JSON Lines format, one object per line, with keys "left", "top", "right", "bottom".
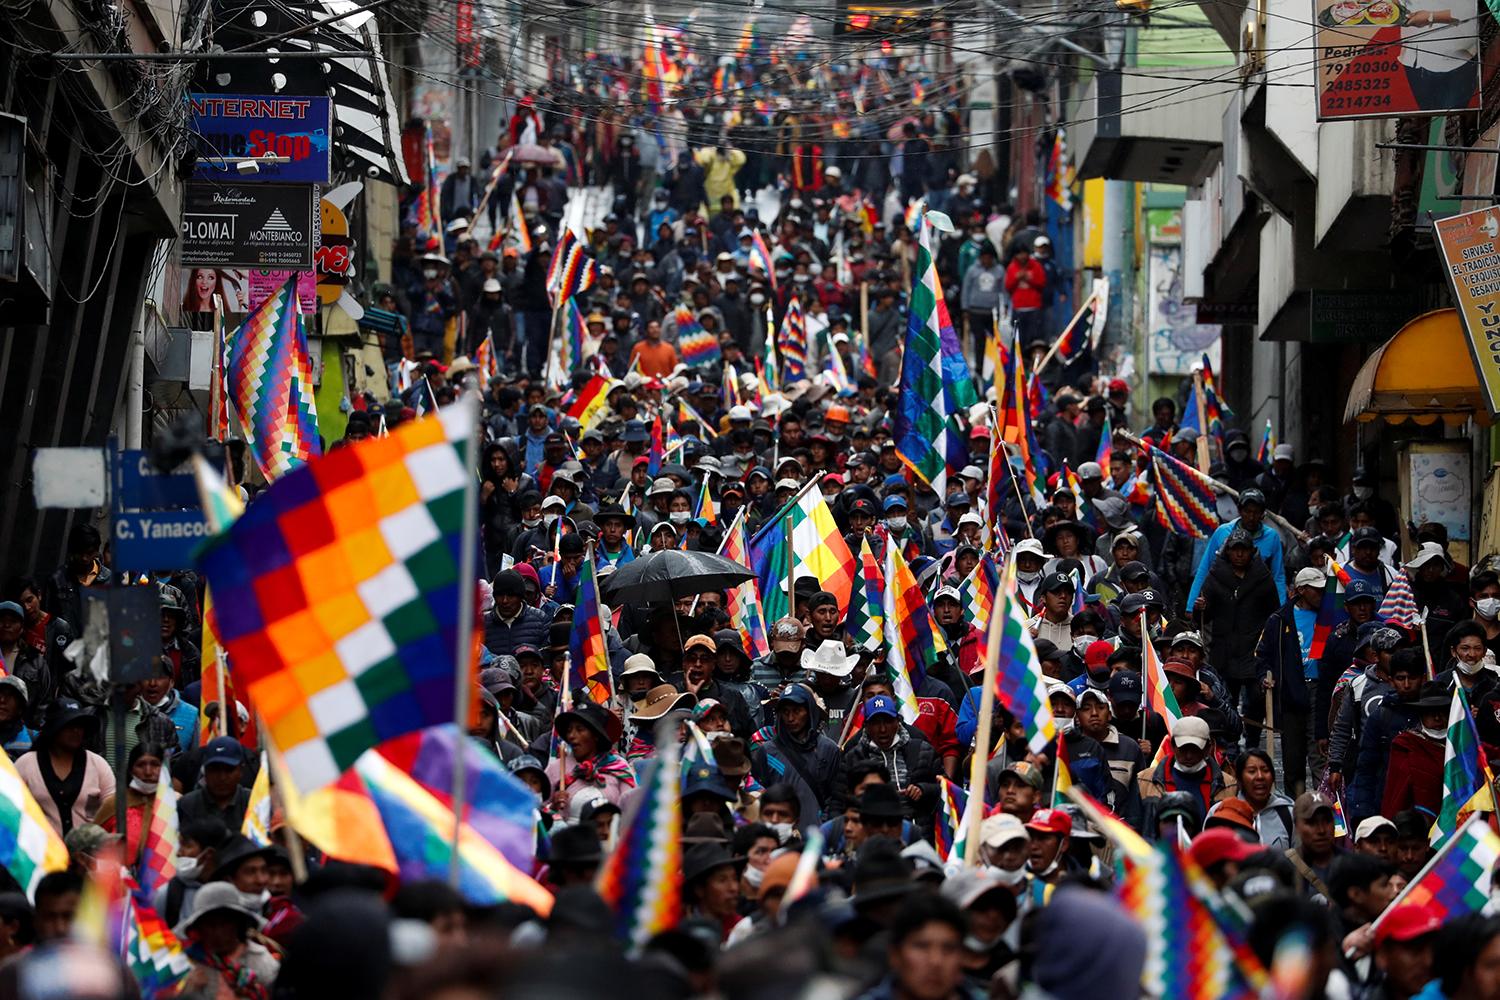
{"left": 541, "top": 495, "right": 567, "bottom": 511}
{"left": 958, "top": 511, "right": 984, "bottom": 528}
{"left": 775, "top": 478, "right": 801, "bottom": 491}
{"left": 1013, "top": 538, "right": 1045, "bottom": 560}
{"left": 1076, "top": 461, "right": 1104, "bottom": 480}
{"left": 959, "top": 465, "right": 984, "bottom": 482}
{"left": 979, "top": 813, "right": 1029, "bottom": 848}
{"left": 1273, "top": 443, "right": 1294, "bottom": 462}
{"left": 1354, "top": 816, "right": 1397, "bottom": 842}
{"left": 728, "top": 405, "right": 753, "bottom": 422}
{"left": 1171, "top": 716, "right": 1211, "bottom": 749}
{"left": 648, "top": 477, "right": 676, "bottom": 497}
{"left": 1405, "top": 541, "right": 1452, "bottom": 571}
{"left": 482, "top": 278, "right": 502, "bottom": 293}
{"left": 621, "top": 653, "right": 659, "bottom": 677}
{"left": 1294, "top": 567, "right": 1327, "bottom": 588}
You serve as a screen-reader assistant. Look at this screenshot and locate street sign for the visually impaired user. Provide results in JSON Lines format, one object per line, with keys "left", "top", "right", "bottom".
{"left": 189, "top": 94, "right": 332, "bottom": 183}
{"left": 181, "top": 182, "right": 319, "bottom": 269}
{"left": 112, "top": 510, "right": 211, "bottom": 571}
{"left": 118, "top": 450, "right": 225, "bottom": 509}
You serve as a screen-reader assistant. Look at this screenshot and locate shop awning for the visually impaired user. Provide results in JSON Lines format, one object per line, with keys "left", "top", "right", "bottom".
{"left": 1344, "top": 308, "right": 1491, "bottom": 426}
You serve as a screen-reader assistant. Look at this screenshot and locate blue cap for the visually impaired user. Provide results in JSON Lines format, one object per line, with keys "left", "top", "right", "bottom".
{"left": 883, "top": 473, "right": 908, "bottom": 489}
{"left": 1345, "top": 578, "right": 1381, "bottom": 603}
{"left": 202, "top": 736, "right": 244, "bottom": 768}
{"left": 883, "top": 495, "right": 908, "bottom": 512}
{"left": 622, "top": 419, "right": 649, "bottom": 443}
{"left": 864, "top": 695, "right": 900, "bottom": 720}
{"left": 1108, "top": 671, "right": 1143, "bottom": 705}
{"left": 945, "top": 491, "right": 970, "bottom": 507}
{"left": 0, "top": 601, "right": 22, "bottom": 619}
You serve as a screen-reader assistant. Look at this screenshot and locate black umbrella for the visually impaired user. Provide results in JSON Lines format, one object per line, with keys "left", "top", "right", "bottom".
{"left": 601, "top": 549, "right": 755, "bottom": 604}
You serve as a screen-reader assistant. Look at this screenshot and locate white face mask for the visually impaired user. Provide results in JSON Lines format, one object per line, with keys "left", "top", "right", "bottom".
{"left": 885, "top": 517, "right": 907, "bottom": 532}
{"left": 522, "top": 517, "right": 541, "bottom": 528}
{"left": 769, "top": 821, "right": 795, "bottom": 843}
{"left": 175, "top": 856, "right": 200, "bottom": 879}
{"left": 1054, "top": 718, "right": 1074, "bottom": 735}
{"left": 1477, "top": 598, "right": 1500, "bottom": 620}
{"left": 1354, "top": 486, "right": 1374, "bottom": 500}
{"left": 1017, "top": 569, "right": 1042, "bottom": 585}
{"left": 1423, "top": 725, "right": 1448, "bottom": 740}
{"left": 1459, "top": 656, "right": 1487, "bottom": 676}
{"left": 750, "top": 294, "right": 766, "bottom": 305}
{"left": 1073, "top": 636, "right": 1096, "bottom": 657}
{"left": 129, "top": 777, "right": 158, "bottom": 795}
{"left": 985, "top": 864, "right": 1027, "bottom": 886}
{"left": 669, "top": 510, "right": 691, "bottom": 525}
{"left": 743, "top": 864, "right": 765, "bottom": 888}
{"left": 543, "top": 513, "right": 560, "bottom": 526}
{"left": 1176, "top": 757, "right": 1208, "bottom": 775}
{"left": 240, "top": 889, "right": 271, "bottom": 910}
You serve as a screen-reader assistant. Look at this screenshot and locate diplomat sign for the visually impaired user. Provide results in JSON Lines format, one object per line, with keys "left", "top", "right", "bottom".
{"left": 181, "top": 182, "right": 319, "bottom": 269}
{"left": 1435, "top": 206, "right": 1500, "bottom": 418}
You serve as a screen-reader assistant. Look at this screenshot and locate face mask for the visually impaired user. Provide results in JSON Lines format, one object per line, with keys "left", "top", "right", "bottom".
{"left": 175, "top": 856, "right": 200, "bottom": 879}
{"left": 1459, "top": 657, "right": 1486, "bottom": 675}
{"left": 743, "top": 864, "right": 765, "bottom": 888}
{"left": 1477, "top": 598, "right": 1500, "bottom": 620}
{"left": 129, "top": 777, "right": 158, "bottom": 795}
{"left": 769, "top": 822, "right": 795, "bottom": 843}
{"left": 543, "top": 513, "right": 559, "bottom": 526}
{"left": 1073, "top": 636, "right": 1096, "bottom": 657}
{"left": 750, "top": 294, "right": 766, "bottom": 305}
{"left": 1354, "top": 486, "right": 1374, "bottom": 500}
{"left": 669, "top": 511, "right": 691, "bottom": 525}
{"left": 1017, "top": 570, "right": 1042, "bottom": 585}
{"left": 885, "top": 517, "right": 907, "bottom": 532}
{"left": 423, "top": 269, "right": 438, "bottom": 280}
{"left": 1054, "top": 718, "right": 1074, "bottom": 735}
{"left": 1176, "top": 757, "right": 1207, "bottom": 775}
{"left": 240, "top": 889, "right": 271, "bottom": 910}
{"left": 988, "top": 864, "right": 1027, "bottom": 886}
{"left": 522, "top": 517, "right": 541, "bottom": 529}
{"left": 1423, "top": 725, "right": 1447, "bottom": 740}
{"left": 965, "top": 933, "right": 1005, "bottom": 952}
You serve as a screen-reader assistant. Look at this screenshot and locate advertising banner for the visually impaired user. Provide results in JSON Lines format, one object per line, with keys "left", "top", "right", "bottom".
{"left": 181, "top": 267, "right": 317, "bottom": 315}
{"left": 189, "top": 94, "right": 332, "bottom": 183}
{"left": 181, "top": 183, "right": 319, "bottom": 270}
{"left": 1313, "top": 0, "right": 1479, "bottom": 120}
{"left": 1434, "top": 206, "right": 1500, "bottom": 417}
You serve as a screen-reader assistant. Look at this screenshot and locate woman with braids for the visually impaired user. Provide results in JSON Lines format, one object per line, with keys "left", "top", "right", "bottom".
{"left": 545, "top": 701, "right": 635, "bottom": 816}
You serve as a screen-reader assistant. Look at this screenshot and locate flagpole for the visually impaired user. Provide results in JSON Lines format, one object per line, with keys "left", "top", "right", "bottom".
{"left": 260, "top": 733, "right": 309, "bottom": 883}
{"left": 964, "top": 570, "right": 1004, "bottom": 867}
{"left": 1191, "top": 369, "right": 1212, "bottom": 474}
{"left": 590, "top": 539, "right": 616, "bottom": 703}
{"left": 449, "top": 396, "right": 482, "bottom": 888}
{"left": 1033, "top": 290, "right": 1097, "bottom": 374}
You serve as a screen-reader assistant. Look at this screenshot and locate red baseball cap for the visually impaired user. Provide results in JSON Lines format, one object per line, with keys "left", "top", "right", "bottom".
{"left": 1085, "top": 640, "right": 1114, "bottom": 670}
{"left": 1375, "top": 904, "right": 1443, "bottom": 948}
{"left": 1188, "top": 827, "right": 1260, "bottom": 870}
{"left": 1024, "top": 808, "right": 1073, "bottom": 837}
{"left": 1108, "top": 378, "right": 1129, "bottom": 395}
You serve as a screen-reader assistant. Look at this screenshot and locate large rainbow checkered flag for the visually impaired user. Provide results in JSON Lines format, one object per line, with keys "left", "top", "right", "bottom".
{"left": 1380, "top": 814, "right": 1500, "bottom": 932}
{"left": 1432, "top": 684, "right": 1496, "bottom": 845}
{"left": 987, "top": 561, "right": 1056, "bottom": 754}
{"left": 0, "top": 747, "right": 69, "bottom": 894}
{"left": 568, "top": 545, "right": 614, "bottom": 706}
{"left": 883, "top": 541, "right": 947, "bottom": 724}
{"left": 845, "top": 535, "right": 884, "bottom": 652}
{"left": 777, "top": 297, "right": 809, "bottom": 382}
{"left": 546, "top": 227, "right": 599, "bottom": 307}
{"left": 226, "top": 273, "right": 321, "bottom": 481}
{"left": 1145, "top": 444, "right": 1219, "bottom": 539}
{"left": 196, "top": 398, "right": 480, "bottom": 792}
{"left": 596, "top": 735, "right": 682, "bottom": 952}
{"left": 893, "top": 210, "right": 978, "bottom": 499}
{"left": 719, "top": 510, "right": 770, "bottom": 658}
{"left": 1069, "top": 789, "right": 1266, "bottom": 1000}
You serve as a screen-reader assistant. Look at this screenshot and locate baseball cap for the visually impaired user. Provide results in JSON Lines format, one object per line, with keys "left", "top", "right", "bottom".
{"left": 683, "top": 634, "right": 717, "bottom": 654}
{"left": 1273, "top": 443, "right": 1295, "bottom": 462}
{"left": 1205, "top": 798, "right": 1258, "bottom": 833}
{"left": 1169, "top": 631, "right": 1206, "bottom": 651}
{"left": 1354, "top": 816, "right": 1397, "bottom": 842}
{"left": 0, "top": 602, "right": 21, "bottom": 619}
{"left": 1076, "top": 461, "right": 1103, "bottom": 480}
{"left": 1294, "top": 567, "right": 1327, "bottom": 588}
{"left": 1025, "top": 808, "right": 1073, "bottom": 836}
{"left": 1375, "top": 904, "right": 1443, "bottom": 948}
{"left": 999, "top": 761, "right": 1044, "bottom": 791}
{"left": 1012, "top": 538, "right": 1045, "bottom": 560}
{"left": 1109, "top": 670, "right": 1143, "bottom": 705}
{"left": 202, "top": 736, "right": 244, "bottom": 768}
{"left": 1171, "top": 716, "right": 1211, "bottom": 749}
{"left": 883, "top": 495, "right": 909, "bottom": 512}
{"left": 1351, "top": 526, "right": 1383, "bottom": 548}
{"left": 1084, "top": 640, "right": 1114, "bottom": 669}
{"left": 979, "top": 813, "right": 1029, "bottom": 848}
{"left": 864, "top": 695, "right": 900, "bottom": 721}
{"left": 1038, "top": 572, "right": 1076, "bottom": 595}
{"left": 1189, "top": 828, "right": 1261, "bottom": 869}
{"left": 1293, "top": 791, "right": 1335, "bottom": 822}
{"left": 1237, "top": 488, "right": 1267, "bottom": 509}
{"left": 1345, "top": 578, "right": 1381, "bottom": 603}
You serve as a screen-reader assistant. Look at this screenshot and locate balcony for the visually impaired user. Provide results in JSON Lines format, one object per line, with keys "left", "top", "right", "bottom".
{"left": 1071, "top": 67, "right": 1235, "bottom": 186}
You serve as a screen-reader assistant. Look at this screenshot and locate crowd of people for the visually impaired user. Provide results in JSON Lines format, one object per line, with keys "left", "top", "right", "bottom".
{"left": 6, "top": 38, "right": 1500, "bottom": 1000}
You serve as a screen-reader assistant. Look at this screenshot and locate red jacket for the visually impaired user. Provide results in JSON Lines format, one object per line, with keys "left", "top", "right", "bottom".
{"left": 1005, "top": 259, "right": 1046, "bottom": 311}
{"left": 1382, "top": 730, "right": 1445, "bottom": 819}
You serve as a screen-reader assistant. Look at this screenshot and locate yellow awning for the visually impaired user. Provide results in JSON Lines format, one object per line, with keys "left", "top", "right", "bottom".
{"left": 1343, "top": 308, "right": 1491, "bottom": 426}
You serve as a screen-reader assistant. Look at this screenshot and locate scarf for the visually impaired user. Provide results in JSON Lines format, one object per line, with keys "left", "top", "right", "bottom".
{"left": 571, "top": 752, "right": 636, "bottom": 788}
{"left": 39, "top": 749, "right": 86, "bottom": 835}
{"left": 187, "top": 941, "right": 271, "bottom": 1000}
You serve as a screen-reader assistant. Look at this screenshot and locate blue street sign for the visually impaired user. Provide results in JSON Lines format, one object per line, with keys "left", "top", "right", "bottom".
{"left": 118, "top": 451, "right": 200, "bottom": 509}
{"left": 112, "top": 510, "right": 211, "bottom": 571}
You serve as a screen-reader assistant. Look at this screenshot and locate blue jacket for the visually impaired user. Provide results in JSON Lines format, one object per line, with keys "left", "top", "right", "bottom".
{"left": 1255, "top": 598, "right": 1314, "bottom": 715}
{"left": 1186, "top": 518, "right": 1287, "bottom": 608}
{"left": 155, "top": 690, "right": 199, "bottom": 754}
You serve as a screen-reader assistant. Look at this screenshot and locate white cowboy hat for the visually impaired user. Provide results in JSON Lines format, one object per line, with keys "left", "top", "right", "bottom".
{"left": 800, "top": 639, "right": 858, "bottom": 678}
